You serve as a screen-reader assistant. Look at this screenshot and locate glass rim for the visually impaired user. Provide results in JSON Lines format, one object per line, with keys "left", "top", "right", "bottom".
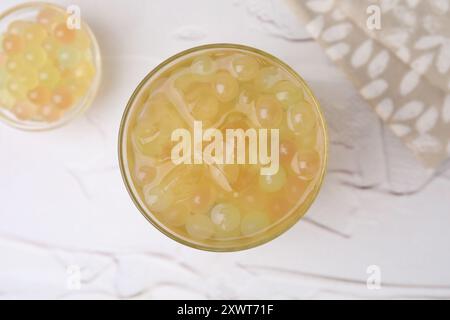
{"left": 118, "top": 43, "right": 329, "bottom": 252}
{"left": 0, "top": 1, "right": 102, "bottom": 131}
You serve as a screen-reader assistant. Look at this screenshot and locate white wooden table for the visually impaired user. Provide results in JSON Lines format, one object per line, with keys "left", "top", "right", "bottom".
{"left": 1, "top": 0, "right": 449, "bottom": 299}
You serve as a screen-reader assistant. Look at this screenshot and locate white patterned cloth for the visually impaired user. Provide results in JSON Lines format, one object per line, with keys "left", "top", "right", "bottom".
{"left": 288, "top": 0, "right": 450, "bottom": 168}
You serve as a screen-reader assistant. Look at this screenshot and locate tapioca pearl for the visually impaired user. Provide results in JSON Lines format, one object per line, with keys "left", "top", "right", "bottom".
{"left": 174, "top": 72, "right": 198, "bottom": 93}
{"left": 60, "top": 76, "right": 89, "bottom": 97}
{"left": 213, "top": 71, "right": 239, "bottom": 103}
{"left": 259, "top": 166, "right": 287, "bottom": 193}
{"left": 240, "top": 211, "right": 270, "bottom": 236}
{"left": 57, "top": 47, "right": 81, "bottom": 69}
{"left": 255, "top": 95, "right": 283, "bottom": 127}
{"left": 279, "top": 139, "right": 297, "bottom": 164}
{"left": 40, "top": 104, "right": 62, "bottom": 122}
{"left": 7, "top": 78, "right": 27, "bottom": 97}
{"left": 52, "top": 86, "right": 73, "bottom": 109}
{"left": 42, "top": 38, "right": 59, "bottom": 58}
{"left": 287, "top": 100, "right": 316, "bottom": 135}
{"left": 231, "top": 55, "right": 259, "bottom": 81}
{"left": 254, "top": 67, "right": 280, "bottom": 92}
{"left": 37, "top": 8, "right": 65, "bottom": 29}
{"left": 24, "top": 24, "right": 47, "bottom": 45}
{"left": 3, "top": 34, "right": 25, "bottom": 55}
{"left": 144, "top": 185, "right": 174, "bottom": 213}
{"left": 210, "top": 203, "right": 241, "bottom": 232}
{"left": 12, "top": 102, "right": 37, "bottom": 120}
{"left": 72, "top": 61, "right": 96, "bottom": 80}
{"left": 18, "top": 69, "right": 39, "bottom": 89}
{"left": 238, "top": 84, "right": 258, "bottom": 108}
{"left": 7, "top": 21, "right": 32, "bottom": 36}
{"left": 38, "top": 64, "right": 60, "bottom": 88}
{"left": 271, "top": 80, "right": 303, "bottom": 107}
{"left": 28, "top": 85, "right": 51, "bottom": 106}
{"left": 291, "top": 150, "right": 320, "bottom": 181}
{"left": 191, "top": 185, "right": 216, "bottom": 214}
{"left": 54, "top": 23, "right": 77, "bottom": 44}
{"left": 161, "top": 204, "right": 189, "bottom": 227}
{"left": 5, "top": 56, "right": 26, "bottom": 74}
{"left": 295, "top": 130, "right": 317, "bottom": 150}
{"left": 191, "top": 55, "right": 217, "bottom": 76}
{"left": 186, "top": 214, "right": 215, "bottom": 240}
{"left": 23, "top": 46, "right": 47, "bottom": 68}
{"left": 191, "top": 93, "right": 219, "bottom": 121}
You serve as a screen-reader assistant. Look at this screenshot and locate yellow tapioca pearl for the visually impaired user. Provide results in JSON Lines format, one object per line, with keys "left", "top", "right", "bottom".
{"left": 72, "top": 61, "right": 95, "bottom": 80}
{"left": 240, "top": 211, "right": 270, "bottom": 236}
{"left": 38, "top": 64, "right": 60, "bottom": 88}
{"left": 12, "top": 102, "right": 38, "bottom": 120}
{"left": 3, "top": 35, "right": 25, "bottom": 55}
{"left": 238, "top": 84, "right": 258, "bottom": 107}
{"left": 231, "top": 55, "right": 259, "bottom": 81}
{"left": 23, "top": 46, "right": 48, "bottom": 68}
{"left": 7, "top": 21, "right": 33, "bottom": 36}
{"left": 287, "top": 100, "right": 316, "bottom": 135}
{"left": 191, "top": 55, "right": 216, "bottom": 76}
{"left": 291, "top": 150, "right": 320, "bottom": 181}
{"left": 51, "top": 86, "right": 74, "bottom": 109}
{"left": 28, "top": 85, "right": 52, "bottom": 106}
{"left": 37, "top": 8, "right": 65, "bottom": 30}
{"left": 190, "top": 185, "right": 217, "bottom": 214}
{"left": 5, "top": 55, "right": 26, "bottom": 74}
{"left": 42, "top": 37, "right": 59, "bottom": 59}
{"left": 7, "top": 78, "right": 27, "bottom": 97}
{"left": 259, "top": 166, "right": 287, "bottom": 193}
{"left": 213, "top": 71, "right": 239, "bottom": 102}
{"left": 60, "top": 76, "right": 90, "bottom": 97}
{"left": 144, "top": 185, "right": 174, "bottom": 213}
{"left": 254, "top": 67, "right": 280, "bottom": 91}
{"left": 210, "top": 203, "right": 241, "bottom": 232}
{"left": 17, "top": 69, "right": 39, "bottom": 89}
{"left": 191, "top": 92, "right": 219, "bottom": 121}
{"left": 255, "top": 95, "right": 283, "bottom": 127}
{"left": 58, "top": 46, "right": 81, "bottom": 68}
{"left": 40, "top": 104, "right": 63, "bottom": 122}
{"left": 54, "top": 23, "right": 77, "bottom": 44}
{"left": 271, "top": 80, "right": 303, "bottom": 107}
{"left": 160, "top": 204, "right": 189, "bottom": 227}
{"left": 185, "top": 214, "right": 215, "bottom": 240}
{"left": 23, "top": 24, "right": 47, "bottom": 45}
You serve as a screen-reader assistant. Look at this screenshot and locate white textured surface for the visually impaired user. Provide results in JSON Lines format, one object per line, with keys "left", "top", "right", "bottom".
{"left": 1, "top": 0, "right": 450, "bottom": 300}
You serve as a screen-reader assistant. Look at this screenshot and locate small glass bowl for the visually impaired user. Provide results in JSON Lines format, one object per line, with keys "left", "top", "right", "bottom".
{"left": 0, "top": 2, "right": 101, "bottom": 130}
{"left": 118, "top": 44, "right": 328, "bottom": 251}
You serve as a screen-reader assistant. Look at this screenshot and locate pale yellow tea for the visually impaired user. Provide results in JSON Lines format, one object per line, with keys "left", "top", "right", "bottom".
{"left": 119, "top": 45, "right": 327, "bottom": 251}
